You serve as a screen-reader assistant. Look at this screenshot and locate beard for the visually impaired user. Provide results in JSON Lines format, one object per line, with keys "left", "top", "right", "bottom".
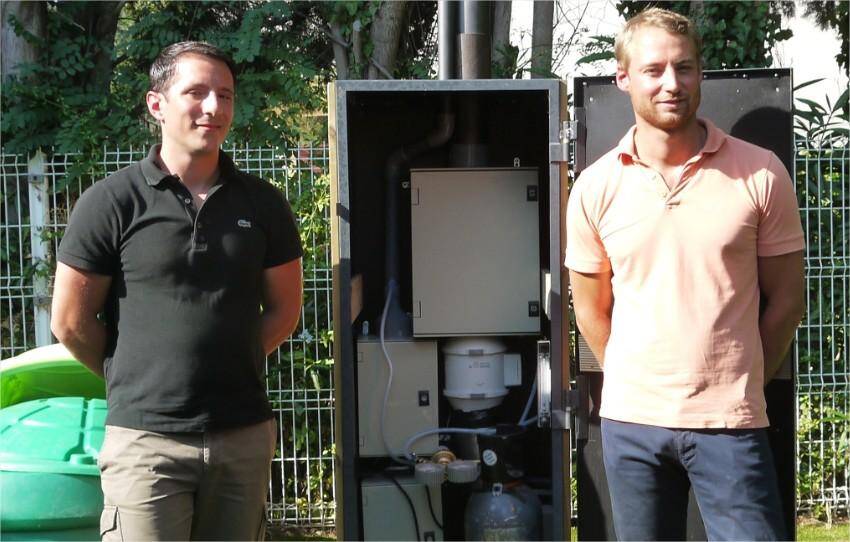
{"left": 632, "top": 85, "right": 701, "bottom": 132}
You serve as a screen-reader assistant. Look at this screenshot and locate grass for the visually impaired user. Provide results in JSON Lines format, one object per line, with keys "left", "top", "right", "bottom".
{"left": 267, "top": 520, "right": 849, "bottom": 541}
{"left": 798, "top": 519, "right": 849, "bottom": 542}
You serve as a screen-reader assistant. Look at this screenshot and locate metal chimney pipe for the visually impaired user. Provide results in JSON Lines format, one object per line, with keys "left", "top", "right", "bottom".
{"left": 459, "top": 0, "right": 491, "bottom": 79}
{"left": 438, "top": 1, "right": 456, "bottom": 80}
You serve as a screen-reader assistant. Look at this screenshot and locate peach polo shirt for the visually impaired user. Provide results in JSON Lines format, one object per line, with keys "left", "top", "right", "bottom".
{"left": 565, "top": 119, "right": 804, "bottom": 429}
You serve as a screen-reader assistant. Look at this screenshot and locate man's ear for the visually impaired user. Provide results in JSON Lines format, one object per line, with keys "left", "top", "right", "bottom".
{"left": 146, "top": 91, "right": 164, "bottom": 123}
{"left": 615, "top": 65, "right": 630, "bottom": 92}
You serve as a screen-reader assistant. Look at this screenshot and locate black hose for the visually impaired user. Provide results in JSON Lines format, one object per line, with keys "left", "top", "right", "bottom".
{"left": 383, "top": 471, "right": 421, "bottom": 542}
{"left": 424, "top": 485, "right": 444, "bottom": 531}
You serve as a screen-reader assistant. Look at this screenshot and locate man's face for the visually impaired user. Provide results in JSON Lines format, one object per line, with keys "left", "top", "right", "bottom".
{"left": 146, "top": 54, "right": 234, "bottom": 157}
{"left": 616, "top": 26, "right": 701, "bottom": 132}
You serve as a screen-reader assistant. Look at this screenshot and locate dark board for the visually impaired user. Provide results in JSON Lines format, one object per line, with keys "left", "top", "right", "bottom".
{"left": 572, "top": 68, "right": 796, "bottom": 541}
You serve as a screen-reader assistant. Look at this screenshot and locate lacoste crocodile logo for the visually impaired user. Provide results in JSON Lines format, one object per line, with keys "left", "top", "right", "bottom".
{"left": 237, "top": 219, "right": 252, "bottom": 228}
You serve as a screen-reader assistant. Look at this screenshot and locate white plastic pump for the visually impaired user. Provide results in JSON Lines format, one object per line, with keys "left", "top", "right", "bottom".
{"left": 442, "top": 338, "right": 521, "bottom": 412}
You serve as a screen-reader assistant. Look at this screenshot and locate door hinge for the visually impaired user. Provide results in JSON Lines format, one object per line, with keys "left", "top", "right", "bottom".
{"left": 551, "top": 375, "right": 588, "bottom": 439}
{"left": 549, "top": 120, "right": 577, "bottom": 163}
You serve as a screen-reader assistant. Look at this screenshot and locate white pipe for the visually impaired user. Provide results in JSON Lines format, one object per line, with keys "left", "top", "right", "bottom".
{"left": 379, "top": 288, "right": 410, "bottom": 464}
{"left": 518, "top": 375, "right": 538, "bottom": 425}
{"left": 519, "top": 416, "right": 538, "bottom": 427}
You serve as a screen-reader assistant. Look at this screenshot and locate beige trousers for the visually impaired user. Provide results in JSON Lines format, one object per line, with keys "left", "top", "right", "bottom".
{"left": 98, "top": 419, "right": 276, "bottom": 541}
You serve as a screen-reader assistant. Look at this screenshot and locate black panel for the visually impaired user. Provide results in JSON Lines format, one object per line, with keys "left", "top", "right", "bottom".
{"left": 574, "top": 69, "right": 793, "bottom": 173}
{"left": 573, "top": 68, "right": 796, "bottom": 541}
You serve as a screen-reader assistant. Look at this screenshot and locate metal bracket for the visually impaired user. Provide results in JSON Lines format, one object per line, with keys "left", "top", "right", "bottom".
{"left": 551, "top": 376, "right": 588, "bottom": 438}
{"left": 549, "top": 120, "right": 577, "bottom": 163}
{"left": 551, "top": 389, "right": 579, "bottom": 431}
{"left": 563, "top": 119, "right": 578, "bottom": 141}
{"left": 536, "top": 340, "right": 551, "bottom": 428}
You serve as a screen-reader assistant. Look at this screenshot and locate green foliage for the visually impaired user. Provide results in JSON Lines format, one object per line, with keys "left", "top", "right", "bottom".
{"left": 794, "top": 81, "right": 849, "bottom": 148}
{"left": 616, "top": 1, "right": 793, "bottom": 69}
{"left": 1, "top": 1, "right": 335, "bottom": 161}
{"left": 2, "top": 2, "right": 118, "bottom": 153}
{"left": 576, "top": 35, "right": 615, "bottom": 68}
{"left": 793, "top": 80, "right": 848, "bottom": 518}
{"left": 797, "top": 394, "right": 849, "bottom": 521}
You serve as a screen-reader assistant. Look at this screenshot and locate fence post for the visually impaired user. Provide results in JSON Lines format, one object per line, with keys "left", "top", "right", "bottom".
{"left": 27, "top": 149, "right": 51, "bottom": 346}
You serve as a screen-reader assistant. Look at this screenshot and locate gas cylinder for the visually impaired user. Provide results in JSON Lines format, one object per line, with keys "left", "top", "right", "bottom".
{"left": 464, "top": 481, "right": 542, "bottom": 540}
{"left": 463, "top": 424, "right": 542, "bottom": 540}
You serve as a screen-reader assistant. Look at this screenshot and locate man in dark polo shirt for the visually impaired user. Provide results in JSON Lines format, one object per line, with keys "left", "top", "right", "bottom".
{"left": 50, "top": 42, "right": 303, "bottom": 541}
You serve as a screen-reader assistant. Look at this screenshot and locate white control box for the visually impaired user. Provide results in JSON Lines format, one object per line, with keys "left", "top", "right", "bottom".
{"left": 410, "top": 168, "right": 541, "bottom": 336}
{"left": 356, "top": 339, "right": 439, "bottom": 457}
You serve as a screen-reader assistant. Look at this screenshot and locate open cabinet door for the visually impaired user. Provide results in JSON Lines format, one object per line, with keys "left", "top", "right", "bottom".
{"left": 330, "top": 79, "right": 572, "bottom": 541}
{"left": 572, "top": 68, "right": 796, "bottom": 541}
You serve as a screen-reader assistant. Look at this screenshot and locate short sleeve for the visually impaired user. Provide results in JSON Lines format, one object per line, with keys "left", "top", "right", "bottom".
{"left": 57, "top": 182, "right": 121, "bottom": 275}
{"left": 757, "top": 153, "right": 804, "bottom": 257}
{"left": 261, "top": 187, "right": 303, "bottom": 268}
{"left": 565, "top": 174, "right": 611, "bottom": 273}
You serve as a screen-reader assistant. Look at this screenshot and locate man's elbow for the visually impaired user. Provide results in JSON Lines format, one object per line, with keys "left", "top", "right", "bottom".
{"left": 50, "top": 312, "right": 74, "bottom": 344}
{"left": 573, "top": 309, "right": 596, "bottom": 340}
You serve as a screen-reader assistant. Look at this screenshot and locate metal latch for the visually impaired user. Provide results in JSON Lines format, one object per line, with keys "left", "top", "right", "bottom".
{"left": 563, "top": 119, "right": 578, "bottom": 141}
{"left": 551, "top": 376, "right": 588, "bottom": 440}
{"left": 548, "top": 120, "right": 577, "bottom": 163}
{"left": 536, "top": 341, "right": 551, "bottom": 427}
{"left": 537, "top": 341, "right": 587, "bottom": 435}
{"left": 552, "top": 388, "right": 580, "bottom": 431}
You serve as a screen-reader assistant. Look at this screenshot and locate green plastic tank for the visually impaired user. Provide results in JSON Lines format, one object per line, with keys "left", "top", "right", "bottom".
{"left": 0, "top": 397, "right": 106, "bottom": 535}
{"left": 1, "top": 343, "right": 105, "bottom": 408}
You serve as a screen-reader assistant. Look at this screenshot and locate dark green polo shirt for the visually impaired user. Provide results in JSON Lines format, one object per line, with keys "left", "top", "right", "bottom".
{"left": 58, "top": 146, "right": 302, "bottom": 432}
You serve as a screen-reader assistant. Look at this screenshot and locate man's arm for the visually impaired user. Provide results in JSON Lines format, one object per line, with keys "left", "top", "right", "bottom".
{"left": 759, "top": 250, "right": 805, "bottom": 383}
{"left": 50, "top": 262, "right": 113, "bottom": 377}
{"left": 569, "top": 269, "right": 614, "bottom": 367}
{"left": 260, "top": 258, "right": 303, "bottom": 355}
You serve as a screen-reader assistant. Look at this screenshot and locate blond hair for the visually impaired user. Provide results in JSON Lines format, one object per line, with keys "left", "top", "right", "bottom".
{"left": 614, "top": 7, "right": 702, "bottom": 69}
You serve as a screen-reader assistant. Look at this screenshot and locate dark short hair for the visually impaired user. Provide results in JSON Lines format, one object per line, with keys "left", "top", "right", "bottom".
{"left": 149, "top": 41, "right": 237, "bottom": 93}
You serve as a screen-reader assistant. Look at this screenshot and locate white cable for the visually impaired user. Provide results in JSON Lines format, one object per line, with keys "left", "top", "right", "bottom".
{"left": 519, "top": 416, "right": 538, "bottom": 427}
{"left": 379, "top": 284, "right": 410, "bottom": 464}
{"left": 518, "top": 375, "right": 538, "bottom": 425}
{"left": 402, "top": 427, "right": 496, "bottom": 462}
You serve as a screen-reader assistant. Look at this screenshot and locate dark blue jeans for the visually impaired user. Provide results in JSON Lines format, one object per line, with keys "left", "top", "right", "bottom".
{"left": 601, "top": 418, "right": 786, "bottom": 541}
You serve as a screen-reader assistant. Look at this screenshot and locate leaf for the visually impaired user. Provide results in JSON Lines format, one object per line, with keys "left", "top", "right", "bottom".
{"left": 794, "top": 78, "right": 826, "bottom": 92}
{"left": 577, "top": 51, "right": 614, "bottom": 65}
{"left": 797, "top": 98, "right": 828, "bottom": 115}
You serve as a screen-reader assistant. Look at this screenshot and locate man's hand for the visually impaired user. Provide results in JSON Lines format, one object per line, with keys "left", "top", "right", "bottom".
{"left": 260, "top": 258, "right": 303, "bottom": 355}
{"left": 50, "top": 263, "right": 112, "bottom": 377}
{"left": 569, "top": 268, "right": 614, "bottom": 367}
{"left": 758, "top": 250, "right": 805, "bottom": 383}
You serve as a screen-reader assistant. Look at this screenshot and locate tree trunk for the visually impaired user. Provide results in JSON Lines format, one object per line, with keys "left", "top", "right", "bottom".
{"left": 1, "top": 1, "right": 46, "bottom": 84}
{"left": 492, "top": 1, "right": 514, "bottom": 78}
{"left": 352, "top": 23, "right": 366, "bottom": 78}
{"left": 63, "top": 1, "right": 125, "bottom": 92}
{"left": 367, "top": 0, "right": 409, "bottom": 79}
{"left": 329, "top": 20, "right": 350, "bottom": 79}
{"left": 531, "top": 0, "right": 554, "bottom": 78}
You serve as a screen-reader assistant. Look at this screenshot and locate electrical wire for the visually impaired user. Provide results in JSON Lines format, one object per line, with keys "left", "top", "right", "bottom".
{"left": 519, "top": 415, "right": 538, "bottom": 427}
{"left": 424, "top": 484, "right": 444, "bottom": 531}
{"left": 379, "top": 284, "right": 410, "bottom": 464}
{"left": 518, "top": 374, "right": 538, "bottom": 425}
{"left": 383, "top": 471, "right": 421, "bottom": 542}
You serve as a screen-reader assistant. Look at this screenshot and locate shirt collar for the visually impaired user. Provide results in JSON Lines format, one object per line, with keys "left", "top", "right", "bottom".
{"left": 140, "top": 144, "right": 240, "bottom": 186}
{"left": 616, "top": 118, "right": 727, "bottom": 164}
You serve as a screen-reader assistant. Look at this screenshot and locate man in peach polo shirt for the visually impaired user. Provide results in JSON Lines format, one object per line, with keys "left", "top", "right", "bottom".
{"left": 566, "top": 8, "right": 804, "bottom": 541}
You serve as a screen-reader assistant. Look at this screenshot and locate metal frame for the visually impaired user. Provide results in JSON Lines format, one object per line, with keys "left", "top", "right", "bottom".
{"left": 329, "top": 78, "right": 569, "bottom": 541}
